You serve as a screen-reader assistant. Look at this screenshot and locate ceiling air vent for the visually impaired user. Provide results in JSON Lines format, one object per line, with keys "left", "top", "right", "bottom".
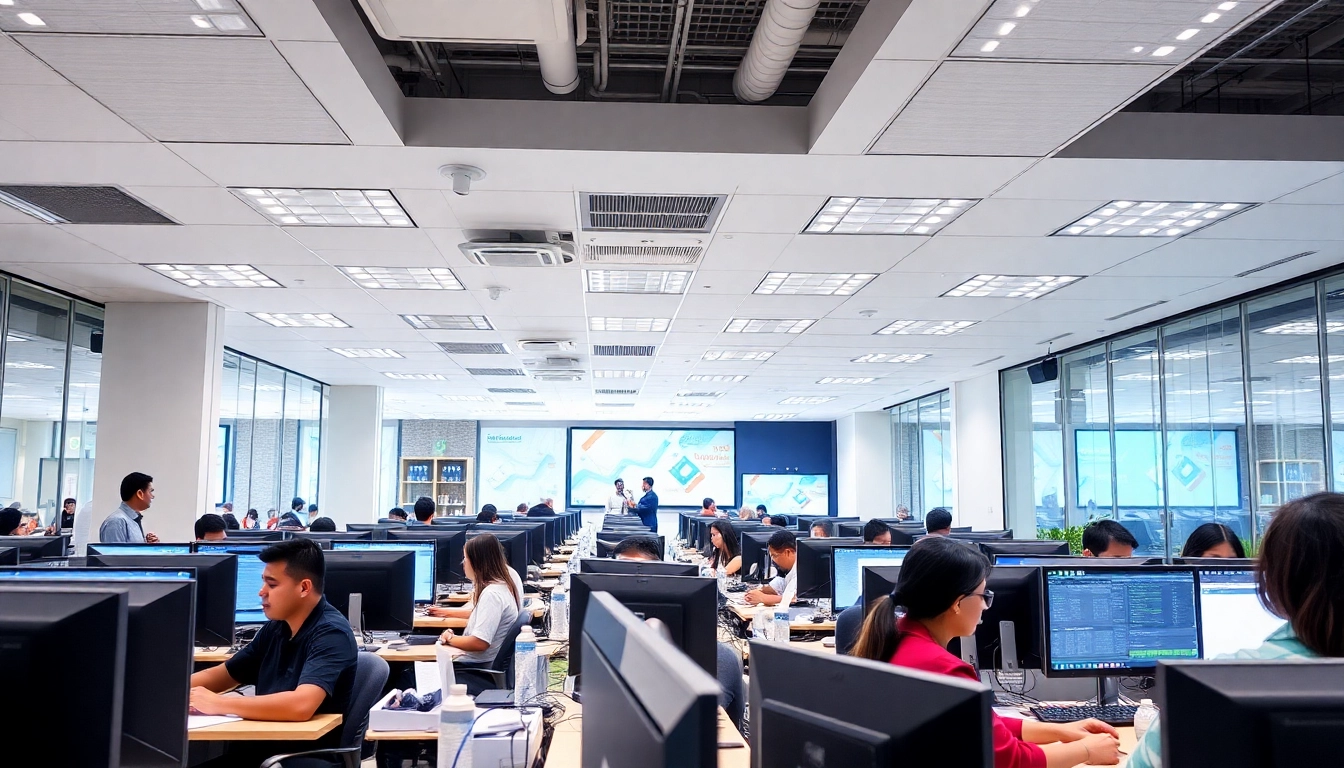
{"left": 534, "top": 371, "right": 585, "bottom": 382}
{"left": 505, "top": 401, "right": 546, "bottom": 406}
{"left": 466, "top": 368, "right": 525, "bottom": 376}
{"left": 596, "top": 402, "right": 636, "bottom": 407}
{"left": 488, "top": 387, "right": 535, "bottom": 394}
{"left": 518, "top": 339, "right": 577, "bottom": 352}
{"left": 583, "top": 244, "right": 704, "bottom": 265}
{"left": 678, "top": 391, "right": 724, "bottom": 398}
{"left": 0, "top": 185, "right": 175, "bottom": 225}
{"left": 458, "top": 230, "right": 575, "bottom": 267}
{"left": 525, "top": 357, "right": 581, "bottom": 369}
{"left": 593, "top": 345, "right": 656, "bottom": 357}
{"left": 438, "top": 342, "right": 510, "bottom": 355}
{"left": 594, "top": 388, "right": 638, "bottom": 395}
{"left": 580, "top": 193, "right": 727, "bottom": 233}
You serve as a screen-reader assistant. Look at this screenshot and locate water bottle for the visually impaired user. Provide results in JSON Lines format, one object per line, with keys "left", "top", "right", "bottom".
{"left": 551, "top": 584, "right": 569, "bottom": 641}
{"left": 1133, "top": 699, "right": 1158, "bottom": 741}
{"left": 514, "top": 625, "right": 539, "bottom": 705}
{"left": 437, "top": 683, "right": 475, "bottom": 768}
{"left": 772, "top": 605, "right": 791, "bottom": 642}
{"left": 756, "top": 609, "right": 774, "bottom": 640}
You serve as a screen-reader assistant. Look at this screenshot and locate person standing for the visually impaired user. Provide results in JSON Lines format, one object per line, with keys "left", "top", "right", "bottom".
{"left": 307, "top": 503, "right": 320, "bottom": 526}
{"left": 627, "top": 476, "right": 659, "bottom": 532}
{"left": 99, "top": 472, "right": 160, "bottom": 543}
{"left": 607, "top": 479, "right": 632, "bottom": 515}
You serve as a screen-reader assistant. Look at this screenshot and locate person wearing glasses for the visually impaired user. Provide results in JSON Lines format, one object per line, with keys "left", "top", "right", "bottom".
{"left": 851, "top": 537, "right": 1121, "bottom": 768}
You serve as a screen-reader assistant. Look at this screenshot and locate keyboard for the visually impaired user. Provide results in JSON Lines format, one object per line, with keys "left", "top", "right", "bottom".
{"left": 1029, "top": 704, "right": 1138, "bottom": 727}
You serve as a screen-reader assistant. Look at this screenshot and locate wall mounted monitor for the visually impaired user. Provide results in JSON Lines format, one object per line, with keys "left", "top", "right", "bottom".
{"left": 741, "top": 474, "right": 829, "bottom": 518}
{"left": 569, "top": 428, "right": 735, "bottom": 508}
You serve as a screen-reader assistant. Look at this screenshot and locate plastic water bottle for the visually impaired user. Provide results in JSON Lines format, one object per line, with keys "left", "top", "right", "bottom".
{"left": 755, "top": 609, "right": 774, "bottom": 640}
{"left": 551, "top": 585, "right": 569, "bottom": 641}
{"left": 772, "top": 605, "right": 791, "bottom": 642}
{"left": 515, "top": 625, "right": 539, "bottom": 705}
{"left": 1133, "top": 699, "right": 1158, "bottom": 741}
{"left": 437, "top": 683, "right": 475, "bottom": 768}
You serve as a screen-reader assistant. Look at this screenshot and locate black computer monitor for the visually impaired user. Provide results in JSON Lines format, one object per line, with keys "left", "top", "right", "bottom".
{"left": 0, "top": 534, "right": 66, "bottom": 562}
{"left": 579, "top": 558, "right": 699, "bottom": 577}
{"left": 992, "top": 555, "right": 1148, "bottom": 567}
{"left": 948, "top": 565, "right": 1044, "bottom": 672}
{"left": 979, "top": 540, "right": 1071, "bottom": 560}
{"left": 861, "top": 565, "right": 903, "bottom": 611}
{"left": 797, "top": 516, "right": 859, "bottom": 533}
{"left": 387, "top": 528, "right": 467, "bottom": 587}
{"left": 580, "top": 591, "right": 720, "bottom": 768}
{"left": 346, "top": 523, "right": 407, "bottom": 540}
{"left": 1159, "top": 659, "right": 1344, "bottom": 766}
{"left": 192, "top": 542, "right": 270, "bottom": 625}
{"left": 740, "top": 530, "right": 777, "bottom": 584}
{"left": 222, "top": 529, "right": 286, "bottom": 541}
{"left": 0, "top": 547, "right": 16, "bottom": 565}
{"left": 840, "top": 521, "right": 918, "bottom": 545}
{"left": 1195, "top": 566, "right": 1285, "bottom": 659}
{"left": 795, "top": 536, "right": 863, "bottom": 600}
{"left": 830, "top": 546, "right": 909, "bottom": 608}
{"left": 569, "top": 572, "right": 717, "bottom": 678}
{"left": 0, "top": 586, "right": 127, "bottom": 767}
{"left": 949, "top": 530, "right": 1014, "bottom": 542}
{"left": 291, "top": 531, "right": 374, "bottom": 543}
{"left": 596, "top": 536, "right": 665, "bottom": 559}
{"left": 88, "top": 542, "right": 194, "bottom": 556}
{"left": 749, "top": 641, "right": 994, "bottom": 766}
{"left": 468, "top": 530, "right": 530, "bottom": 577}
{"left": 1175, "top": 556, "right": 1257, "bottom": 568}
{"left": 478, "top": 522, "right": 546, "bottom": 566}
{"left": 84, "top": 554, "right": 238, "bottom": 646}
{"left": 332, "top": 540, "right": 436, "bottom": 603}
{"left": 324, "top": 550, "right": 415, "bottom": 633}
{"left": 1042, "top": 566, "right": 1200, "bottom": 677}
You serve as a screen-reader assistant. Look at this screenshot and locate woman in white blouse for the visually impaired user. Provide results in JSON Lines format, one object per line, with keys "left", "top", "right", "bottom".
{"left": 439, "top": 533, "right": 522, "bottom": 666}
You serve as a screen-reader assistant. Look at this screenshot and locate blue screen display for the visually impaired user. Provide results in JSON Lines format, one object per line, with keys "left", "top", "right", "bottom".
{"left": 0, "top": 568, "right": 193, "bottom": 581}
{"left": 1045, "top": 569, "right": 1200, "bottom": 673}
{"left": 89, "top": 544, "right": 193, "bottom": 556}
{"left": 332, "top": 541, "right": 435, "bottom": 602}
{"left": 831, "top": 547, "right": 907, "bottom": 608}
{"left": 195, "top": 543, "right": 268, "bottom": 624}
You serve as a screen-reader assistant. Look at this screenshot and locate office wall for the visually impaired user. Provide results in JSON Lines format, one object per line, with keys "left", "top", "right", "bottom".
{"left": 836, "top": 411, "right": 893, "bottom": 519}
{"left": 952, "top": 373, "right": 1005, "bottom": 531}
{"left": 399, "top": 419, "right": 477, "bottom": 459}
{"left": 734, "top": 420, "right": 838, "bottom": 516}
{"left": 322, "top": 386, "right": 382, "bottom": 529}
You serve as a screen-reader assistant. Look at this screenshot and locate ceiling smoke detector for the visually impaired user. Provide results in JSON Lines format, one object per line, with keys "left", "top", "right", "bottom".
{"left": 439, "top": 165, "right": 486, "bottom": 196}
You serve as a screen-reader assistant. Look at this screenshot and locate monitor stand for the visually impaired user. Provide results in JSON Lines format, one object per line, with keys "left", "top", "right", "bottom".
{"left": 1097, "top": 677, "right": 1121, "bottom": 706}
{"left": 348, "top": 592, "right": 365, "bottom": 648}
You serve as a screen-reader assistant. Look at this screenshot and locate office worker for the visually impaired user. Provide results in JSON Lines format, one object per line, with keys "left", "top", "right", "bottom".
{"left": 515, "top": 502, "right": 529, "bottom": 515}
{"left": 439, "top": 534, "right": 522, "bottom": 672}
{"left": 894, "top": 502, "right": 912, "bottom": 521}
{"left": 1081, "top": 519, "right": 1138, "bottom": 558}
{"left": 736, "top": 505, "right": 757, "bottom": 521}
{"left": 99, "top": 471, "right": 160, "bottom": 543}
{"left": 307, "top": 503, "right": 320, "bottom": 526}
{"left": 863, "top": 519, "right": 892, "bottom": 545}
{"left": 243, "top": 509, "right": 260, "bottom": 529}
{"left": 410, "top": 496, "right": 436, "bottom": 525}
{"left": 221, "top": 512, "right": 240, "bottom": 531}
{"left": 0, "top": 507, "right": 20, "bottom": 536}
{"left": 290, "top": 497, "right": 306, "bottom": 520}
{"left": 700, "top": 497, "right": 719, "bottom": 517}
{"left": 43, "top": 496, "right": 77, "bottom": 535}
{"left": 810, "top": 520, "right": 834, "bottom": 538}
{"left": 308, "top": 517, "right": 336, "bottom": 532}
{"left": 195, "top": 513, "right": 228, "bottom": 541}
{"left": 477, "top": 504, "right": 499, "bottom": 523}
{"left": 924, "top": 507, "right": 952, "bottom": 536}
{"left": 607, "top": 478, "right": 632, "bottom": 515}
{"left": 627, "top": 476, "right": 659, "bottom": 532}
{"left": 612, "top": 535, "right": 663, "bottom": 561}
{"left": 264, "top": 508, "right": 279, "bottom": 529}
{"left": 744, "top": 529, "right": 798, "bottom": 607}
{"left": 853, "top": 537, "right": 1121, "bottom": 768}
{"left": 190, "top": 539, "right": 358, "bottom": 761}
{"left": 1180, "top": 522, "right": 1246, "bottom": 559}
{"left": 707, "top": 519, "right": 742, "bottom": 577}
{"left": 1129, "top": 492, "right": 1344, "bottom": 768}
{"left": 387, "top": 507, "right": 408, "bottom": 522}
{"left": 527, "top": 501, "right": 555, "bottom": 517}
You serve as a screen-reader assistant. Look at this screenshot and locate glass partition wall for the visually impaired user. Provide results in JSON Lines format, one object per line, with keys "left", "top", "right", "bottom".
{"left": 891, "top": 390, "right": 954, "bottom": 519}
{"left": 1003, "top": 273, "right": 1344, "bottom": 559}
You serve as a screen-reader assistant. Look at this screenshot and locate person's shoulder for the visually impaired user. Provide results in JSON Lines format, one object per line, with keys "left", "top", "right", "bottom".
{"left": 311, "top": 603, "right": 358, "bottom": 646}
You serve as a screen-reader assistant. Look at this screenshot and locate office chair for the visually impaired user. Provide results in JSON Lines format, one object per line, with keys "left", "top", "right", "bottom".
{"left": 455, "top": 610, "right": 532, "bottom": 697}
{"left": 716, "top": 643, "right": 745, "bottom": 732}
{"left": 834, "top": 602, "right": 865, "bottom": 656}
{"left": 259, "top": 652, "right": 390, "bottom": 768}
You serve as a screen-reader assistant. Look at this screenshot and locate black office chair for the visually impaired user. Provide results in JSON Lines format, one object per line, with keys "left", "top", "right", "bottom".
{"left": 716, "top": 643, "right": 745, "bottom": 732}
{"left": 834, "top": 602, "right": 865, "bottom": 656}
{"left": 455, "top": 609, "right": 532, "bottom": 697}
{"left": 375, "top": 518, "right": 407, "bottom": 526}
{"left": 259, "top": 652, "right": 390, "bottom": 768}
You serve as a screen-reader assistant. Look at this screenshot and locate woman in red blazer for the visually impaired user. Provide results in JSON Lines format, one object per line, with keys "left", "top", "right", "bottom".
{"left": 852, "top": 537, "right": 1121, "bottom": 768}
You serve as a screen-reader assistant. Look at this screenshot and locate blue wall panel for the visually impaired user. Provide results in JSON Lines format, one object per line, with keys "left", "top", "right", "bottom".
{"left": 733, "top": 421, "right": 838, "bottom": 516}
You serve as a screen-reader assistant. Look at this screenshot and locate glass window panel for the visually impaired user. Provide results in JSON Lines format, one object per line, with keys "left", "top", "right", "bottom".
{"left": 61, "top": 302, "right": 102, "bottom": 528}
{"left": 891, "top": 401, "right": 920, "bottom": 517}
{"left": 1062, "top": 345, "right": 1110, "bottom": 521}
{"left": 380, "top": 420, "right": 399, "bottom": 515}
{"left": 2, "top": 281, "right": 70, "bottom": 525}
{"left": 250, "top": 361, "right": 285, "bottom": 517}
{"left": 1108, "top": 330, "right": 1163, "bottom": 556}
{"left": 1320, "top": 276, "right": 1344, "bottom": 495}
{"left": 1001, "top": 366, "right": 1064, "bottom": 536}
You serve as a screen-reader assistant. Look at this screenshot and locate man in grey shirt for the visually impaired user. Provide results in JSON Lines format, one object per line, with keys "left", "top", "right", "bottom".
{"left": 98, "top": 471, "right": 160, "bottom": 543}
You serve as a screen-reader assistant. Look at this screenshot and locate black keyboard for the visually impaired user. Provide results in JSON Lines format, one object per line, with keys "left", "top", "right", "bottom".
{"left": 1029, "top": 704, "right": 1138, "bottom": 727}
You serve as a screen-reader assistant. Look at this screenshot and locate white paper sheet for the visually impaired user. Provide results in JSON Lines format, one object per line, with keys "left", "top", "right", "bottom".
{"left": 187, "top": 715, "right": 243, "bottom": 730}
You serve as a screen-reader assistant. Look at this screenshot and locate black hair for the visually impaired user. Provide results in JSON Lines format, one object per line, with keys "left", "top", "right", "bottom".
{"left": 480, "top": 503, "right": 497, "bottom": 516}
{"left": 613, "top": 535, "right": 662, "bottom": 560}
{"left": 388, "top": 507, "right": 407, "bottom": 519}
{"left": 810, "top": 520, "right": 835, "bottom": 537}
{"left": 308, "top": 517, "right": 337, "bottom": 532}
{"left": 1181, "top": 522, "right": 1246, "bottom": 558}
{"left": 767, "top": 528, "right": 797, "bottom": 552}
{"left": 756, "top": 504, "right": 767, "bottom": 514}
{"left": 642, "top": 476, "right": 655, "bottom": 487}
{"left": 702, "top": 497, "right": 715, "bottom": 510}
{"left": 853, "top": 536, "right": 991, "bottom": 662}
{"left": 413, "top": 496, "right": 436, "bottom": 522}
{"left": 925, "top": 508, "right": 953, "bottom": 533}
{"left": 120, "top": 472, "right": 153, "bottom": 503}
{"left": 614, "top": 478, "right": 624, "bottom": 485}
{"left": 259, "top": 538, "right": 326, "bottom": 593}
{"left": 221, "top": 513, "right": 240, "bottom": 530}
{"left": 195, "top": 513, "right": 227, "bottom": 539}
{"left": 308, "top": 504, "right": 319, "bottom": 513}
{"left": 1083, "top": 519, "right": 1139, "bottom": 555}
{"left": 291, "top": 497, "right": 305, "bottom": 512}
{"left": 708, "top": 519, "right": 741, "bottom": 568}
{"left": 0, "top": 508, "right": 22, "bottom": 535}
{"left": 476, "top": 508, "right": 500, "bottom": 523}
{"left": 767, "top": 516, "right": 787, "bottom": 528}
{"left": 516, "top": 502, "right": 529, "bottom": 513}
{"left": 246, "top": 509, "right": 258, "bottom": 520}
{"left": 863, "top": 519, "right": 891, "bottom": 543}
{"left": 1258, "top": 492, "right": 1344, "bottom": 656}
{"left": 63, "top": 497, "right": 76, "bottom": 506}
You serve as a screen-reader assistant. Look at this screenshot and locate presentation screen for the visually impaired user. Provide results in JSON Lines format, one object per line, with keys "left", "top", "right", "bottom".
{"left": 741, "top": 474, "right": 829, "bottom": 517}
{"left": 1074, "top": 429, "right": 1240, "bottom": 508}
{"left": 477, "top": 426, "right": 566, "bottom": 509}
{"left": 569, "top": 428, "right": 735, "bottom": 507}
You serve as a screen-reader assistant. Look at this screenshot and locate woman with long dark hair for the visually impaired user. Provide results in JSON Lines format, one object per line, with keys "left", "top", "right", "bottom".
{"left": 439, "top": 533, "right": 522, "bottom": 664}
{"left": 853, "top": 537, "right": 1121, "bottom": 767}
{"left": 707, "top": 519, "right": 741, "bottom": 577}
{"left": 1180, "top": 522, "right": 1246, "bottom": 558}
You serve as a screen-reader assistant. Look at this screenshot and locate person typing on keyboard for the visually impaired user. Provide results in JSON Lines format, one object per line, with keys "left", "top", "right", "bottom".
{"left": 852, "top": 537, "right": 1121, "bottom": 767}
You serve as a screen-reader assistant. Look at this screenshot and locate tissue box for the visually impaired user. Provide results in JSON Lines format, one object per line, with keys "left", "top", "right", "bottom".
{"left": 368, "top": 690, "right": 440, "bottom": 732}
{"left": 473, "top": 707, "right": 543, "bottom": 768}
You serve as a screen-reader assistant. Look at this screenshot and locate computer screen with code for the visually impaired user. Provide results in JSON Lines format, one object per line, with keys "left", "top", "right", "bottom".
{"left": 1044, "top": 568, "right": 1200, "bottom": 675}
{"left": 1197, "top": 569, "right": 1284, "bottom": 659}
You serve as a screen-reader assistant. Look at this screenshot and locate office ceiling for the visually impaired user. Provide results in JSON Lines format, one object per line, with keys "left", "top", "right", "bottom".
{"left": 0, "top": 0, "right": 1342, "bottom": 422}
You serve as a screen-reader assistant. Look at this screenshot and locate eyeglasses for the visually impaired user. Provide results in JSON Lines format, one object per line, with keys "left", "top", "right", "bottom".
{"left": 963, "top": 590, "right": 995, "bottom": 608}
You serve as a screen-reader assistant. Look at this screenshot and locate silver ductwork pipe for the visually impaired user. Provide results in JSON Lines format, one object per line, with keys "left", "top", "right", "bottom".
{"left": 538, "top": 0, "right": 580, "bottom": 93}
{"left": 732, "top": 0, "right": 821, "bottom": 103}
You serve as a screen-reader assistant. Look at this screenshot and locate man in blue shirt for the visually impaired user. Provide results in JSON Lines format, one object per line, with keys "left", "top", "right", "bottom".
{"left": 98, "top": 472, "right": 160, "bottom": 543}
{"left": 409, "top": 496, "right": 435, "bottom": 525}
{"left": 627, "top": 476, "right": 659, "bottom": 532}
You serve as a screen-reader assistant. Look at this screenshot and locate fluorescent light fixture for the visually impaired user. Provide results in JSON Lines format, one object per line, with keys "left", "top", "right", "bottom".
{"left": 589, "top": 317, "right": 671, "bottom": 332}
{"left": 723, "top": 318, "right": 815, "bottom": 334}
{"left": 1177, "top": 28, "right": 1199, "bottom": 40}
{"left": 1260, "top": 388, "right": 1317, "bottom": 395}
{"left": 191, "top": 15, "right": 212, "bottom": 28}
{"left": 208, "top": 13, "right": 247, "bottom": 30}
{"left": 876, "top": 320, "right": 978, "bottom": 336}
{"left": 817, "top": 377, "right": 875, "bottom": 384}
{"left": 1201, "top": 12, "right": 1220, "bottom": 23}
{"left": 998, "top": 21, "right": 1016, "bottom": 35}
{"left": 231, "top": 188, "right": 413, "bottom": 227}
{"left": 400, "top": 314, "right": 493, "bottom": 331}
{"left": 0, "top": 189, "right": 66, "bottom": 223}
{"left": 851, "top": 353, "right": 928, "bottom": 363}
{"left": 942, "top": 274, "right": 1081, "bottom": 299}
{"left": 753, "top": 413, "right": 797, "bottom": 420}
{"left": 383, "top": 373, "right": 448, "bottom": 381}
{"left": 144, "top": 263, "right": 280, "bottom": 288}
{"left": 1218, "top": 2, "right": 1237, "bottom": 9}
{"left": 196, "top": 0, "right": 235, "bottom": 9}
{"left": 1275, "top": 355, "right": 1344, "bottom": 365}
{"left": 250, "top": 313, "right": 349, "bottom": 328}
{"left": 686, "top": 375, "right": 746, "bottom": 383}
{"left": 666, "top": 402, "right": 711, "bottom": 409}
{"left": 584, "top": 270, "right": 691, "bottom": 294}
{"left": 753, "top": 272, "right": 878, "bottom": 296}
{"left": 1260, "top": 320, "right": 1344, "bottom": 335}
{"left": 702, "top": 349, "right": 775, "bottom": 361}
{"left": 17, "top": 12, "right": 44, "bottom": 26}
{"left": 5, "top": 361, "right": 53, "bottom": 370}
{"left": 981, "top": 40, "right": 1000, "bottom": 52}
{"left": 779, "top": 396, "right": 835, "bottom": 405}
{"left": 328, "top": 348, "right": 403, "bottom": 359}
{"left": 1057, "top": 201, "right": 1255, "bottom": 238}
{"left": 1014, "top": 3, "right": 1032, "bottom": 16}
{"left": 337, "top": 266, "right": 462, "bottom": 290}
{"left": 1152, "top": 46, "right": 1176, "bottom": 56}
{"left": 592, "top": 370, "right": 647, "bottom": 378}
{"left": 676, "top": 390, "right": 725, "bottom": 398}
{"left": 804, "top": 197, "right": 977, "bottom": 235}
{"left": 442, "top": 395, "right": 492, "bottom": 401}
{"left": 1165, "top": 389, "right": 1221, "bottom": 396}
{"left": 1114, "top": 372, "right": 1183, "bottom": 381}
{"left": 1132, "top": 46, "right": 1145, "bottom": 53}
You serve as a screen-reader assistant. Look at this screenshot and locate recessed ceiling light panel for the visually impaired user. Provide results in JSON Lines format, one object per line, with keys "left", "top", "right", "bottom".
{"left": 804, "top": 197, "right": 976, "bottom": 235}
{"left": 251, "top": 313, "right": 349, "bottom": 328}
{"left": 753, "top": 272, "right": 878, "bottom": 296}
{"left": 851, "top": 353, "right": 929, "bottom": 363}
{"left": 592, "top": 370, "right": 647, "bottom": 378}
{"left": 723, "top": 318, "right": 815, "bottom": 334}
{"left": 942, "top": 274, "right": 1081, "bottom": 299}
{"left": 585, "top": 269, "right": 691, "bottom": 294}
{"left": 400, "top": 314, "right": 494, "bottom": 331}
{"left": 686, "top": 374, "right": 746, "bottom": 383}
{"left": 441, "top": 395, "right": 492, "bottom": 401}
{"left": 329, "top": 348, "right": 403, "bottom": 358}
{"left": 817, "top": 377, "right": 876, "bottom": 384}
{"left": 338, "top": 266, "right": 462, "bottom": 290}
{"left": 231, "top": 188, "right": 413, "bottom": 227}
{"left": 589, "top": 317, "right": 671, "bottom": 332}
{"left": 779, "top": 396, "right": 836, "bottom": 405}
{"left": 1055, "top": 201, "right": 1256, "bottom": 238}
{"left": 753, "top": 413, "right": 798, "bottom": 420}
{"left": 702, "top": 349, "right": 775, "bottom": 361}
{"left": 145, "top": 263, "right": 280, "bottom": 288}
{"left": 0, "top": 1, "right": 258, "bottom": 35}
{"left": 384, "top": 372, "right": 448, "bottom": 381}
{"left": 1260, "top": 320, "right": 1344, "bottom": 335}
{"left": 876, "top": 320, "right": 978, "bottom": 335}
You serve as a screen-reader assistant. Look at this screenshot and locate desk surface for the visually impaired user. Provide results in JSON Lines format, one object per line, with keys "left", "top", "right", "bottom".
{"left": 726, "top": 602, "right": 837, "bottom": 632}
{"left": 188, "top": 714, "right": 342, "bottom": 742}
{"left": 197, "top": 639, "right": 566, "bottom": 665}
{"left": 542, "top": 697, "right": 748, "bottom": 768}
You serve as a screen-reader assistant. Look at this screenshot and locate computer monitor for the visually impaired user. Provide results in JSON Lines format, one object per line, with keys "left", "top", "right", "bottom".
{"left": 192, "top": 542, "right": 270, "bottom": 625}
{"left": 830, "top": 546, "right": 909, "bottom": 608}
{"left": 949, "top": 530, "right": 1014, "bottom": 542}
{"left": 291, "top": 530, "right": 373, "bottom": 543}
{"left": 580, "top": 591, "right": 720, "bottom": 768}
{"left": 596, "top": 536, "right": 665, "bottom": 559}
{"left": 992, "top": 555, "right": 1148, "bottom": 567}
{"left": 795, "top": 536, "right": 863, "bottom": 600}
{"left": 861, "top": 565, "right": 903, "bottom": 611}
{"left": 1176, "top": 556, "right": 1258, "bottom": 568}
{"left": 1196, "top": 567, "right": 1284, "bottom": 659}
{"left": 740, "top": 530, "right": 777, "bottom": 584}
{"left": 797, "top": 516, "right": 859, "bottom": 533}
{"left": 0, "top": 547, "right": 15, "bottom": 566}
{"left": 569, "top": 572, "right": 717, "bottom": 678}
{"left": 222, "top": 529, "right": 286, "bottom": 541}
{"left": 332, "top": 540, "right": 435, "bottom": 603}
{"left": 1159, "top": 659, "right": 1344, "bottom": 766}
{"left": 84, "top": 554, "right": 238, "bottom": 646}
{"left": 88, "top": 543, "right": 194, "bottom": 556}
{"left": 579, "top": 558, "right": 699, "bottom": 577}
{"left": 0, "top": 534, "right": 67, "bottom": 562}
{"left": 842, "top": 521, "right": 919, "bottom": 546}
{"left": 387, "top": 528, "right": 467, "bottom": 587}
{"left": 749, "top": 641, "right": 994, "bottom": 767}
{"left": 477, "top": 522, "right": 546, "bottom": 566}
{"left": 0, "top": 586, "right": 128, "bottom": 767}
{"left": 948, "top": 565, "right": 1045, "bottom": 672}
{"left": 324, "top": 550, "right": 415, "bottom": 633}
{"left": 467, "top": 530, "right": 529, "bottom": 577}
{"left": 1042, "top": 566, "right": 1200, "bottom": 677}
{"left": 979, "top": 540, "right": 1071, "bottom": 559}
{"left": 346, "top": 523, "right": 406, "bottom": 540}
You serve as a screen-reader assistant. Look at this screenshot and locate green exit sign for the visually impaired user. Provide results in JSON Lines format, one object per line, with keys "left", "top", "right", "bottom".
{"left": 433, "top": 439, "right": 447, "bottom": 456}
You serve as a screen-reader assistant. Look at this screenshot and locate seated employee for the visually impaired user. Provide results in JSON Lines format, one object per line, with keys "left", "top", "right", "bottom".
{"left": 810, "top": 520, "right": 834, "bottom": 538}
{"left": 744, "top": 529, "right": 798, "bottom": 606}
{"left": 612, "top": 535, "right": 663, "bottom": 561}
{"left": 189, "top": 539, "right": 358, "bottom": 762}
{"left": 515, "top": 502, "right": 529, "bottom": 515}
{"left": 707, "top": 519, "right": 742, "bottom": 577}
{"left": 194, "top": 513, "right": 227, "bottom": 541}
{"left": 438, "top": 534, "right": 522, "bottom": 694}
{"left": 700, "top": 498, "right": 719, "bottom": 517}
{"left": 410, "top": 496, "right": 436, "bottom": 525}
{"left": 1081, "top": 519, "right": 1137, "bottom": 558}
{"left": 863, "top": 519, "right": 893, "bottom": 545}
{"left": 0, "top": 507, "right": 21, "bottom": 536}
{"left": 526, "top": 499, "right": 556, "bottom": 517}
{"left": 426, "top": 538, "right": 524, "bottom": 620}
{"left": 925, "top": 507, "right": 952, "bottom": 536}
{"left": 387, "top": 507, "right": 408, "bottom": 522}
{"left": 1180, "top": 522, "right": 1246, "bottom": 559}
{"left": 308, "top": 517, "right": 336, "bottom": 532}
{"left": 477, "top": 504, "right": 500, "bottom": 523}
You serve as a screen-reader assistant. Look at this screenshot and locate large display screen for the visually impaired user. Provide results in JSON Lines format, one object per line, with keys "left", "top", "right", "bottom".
{"left": 741, "top": 474, "right": 829, "bottom": 517}
{"left": 569, "top": 428, "right": 735, "bottom": 507}
{"left": 1074, "top": 430, "right": 1240, "bottom": 508}
{"left": 477, "top": 426, "right": 566, "bottom": 509}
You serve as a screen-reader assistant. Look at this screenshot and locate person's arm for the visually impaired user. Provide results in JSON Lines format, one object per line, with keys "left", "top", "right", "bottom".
{"left": 439, "top": 628, "right": 490, "bottom": 653}
{"left": 725, "top": 555, "right": 741, "bottom": 576}
{"left": 427, "top": 604, "right": 472, "bottom": 619}
{"left": 191, "top": 684, "right": 328, "bottom": 722}
{"left": 1018, "top": 718, "right": 1121, "bottom": 767}
{"left": 743, "top": 584, "right": 780, "bottom": 605}
{"left": 191, "top": 663, "right": 239, "bottom": 693}
{"left": 99, "top": 517, "right": 126, "bottom": 543}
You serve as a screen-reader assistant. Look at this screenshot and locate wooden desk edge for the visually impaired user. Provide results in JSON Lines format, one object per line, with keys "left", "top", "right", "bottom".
{"left": 188, "top": 714, "right": 342, "bottom": 741}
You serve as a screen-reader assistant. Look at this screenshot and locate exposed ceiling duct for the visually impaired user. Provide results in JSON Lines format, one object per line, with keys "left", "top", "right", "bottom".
{"left": 734, "top": 0, "right": 822, "bottom": 102}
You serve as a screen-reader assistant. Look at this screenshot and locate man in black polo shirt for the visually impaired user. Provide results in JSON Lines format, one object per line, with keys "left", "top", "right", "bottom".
{"left": 189, "top": 538, "right": 357, "bottom": 763}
